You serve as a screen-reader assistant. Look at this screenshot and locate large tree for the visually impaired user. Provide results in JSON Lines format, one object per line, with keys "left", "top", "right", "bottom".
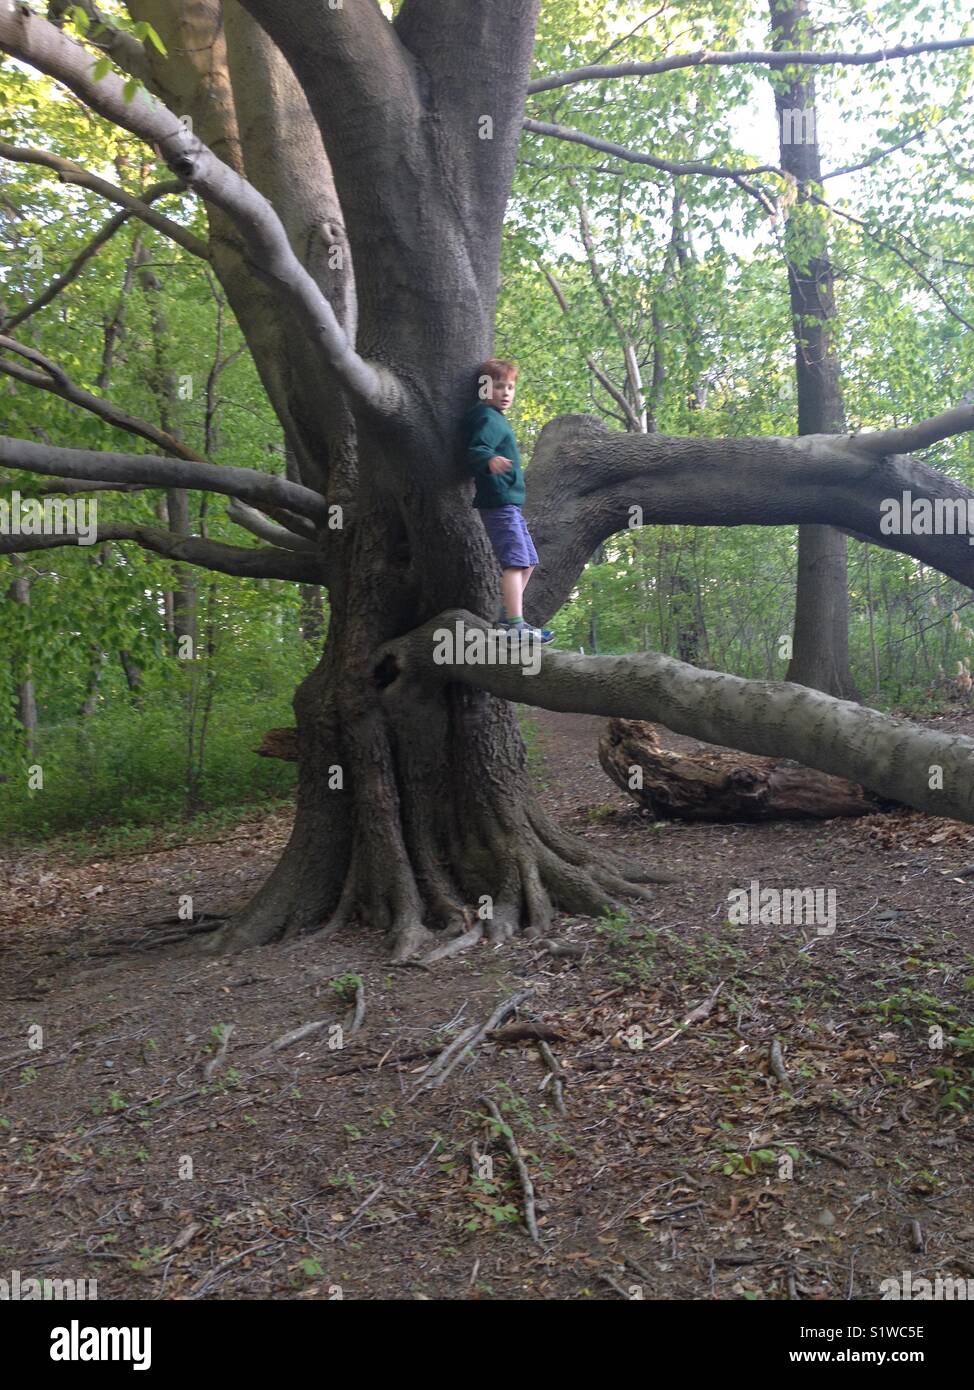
{"left": 3, "top": 0, "right": 974, "bottom": 959}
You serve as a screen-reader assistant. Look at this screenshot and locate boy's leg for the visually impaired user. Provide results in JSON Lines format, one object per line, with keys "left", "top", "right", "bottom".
{"left": 500, "top": 566, "right": 527, "bottom": 621}
{"left": 518, "top": 563, "right": 554, "bottom": 644}
{"left": 516, "top": 566, "right": 534, "bottom": 616}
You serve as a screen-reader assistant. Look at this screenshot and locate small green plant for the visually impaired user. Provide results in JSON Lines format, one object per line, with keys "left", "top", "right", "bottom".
{"left": 329, "top": 974, "right": 363, "bottom": 1002}
{"left": 130, "top": 1245, "right": 166, "bottom": 1272}
{"left": 327, "top": 1171, "right": 358, "bottom": 1191}
{"left": 864, "top": 988, "right": 956, "bottom": 1030}
{"left": 933, "top": 1024, "right": 974, "bottom": 1111}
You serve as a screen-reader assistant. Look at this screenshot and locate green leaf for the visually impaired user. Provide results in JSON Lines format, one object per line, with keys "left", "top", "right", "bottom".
{"left": 142, "top": 23, "right": 168, "bottom": 57}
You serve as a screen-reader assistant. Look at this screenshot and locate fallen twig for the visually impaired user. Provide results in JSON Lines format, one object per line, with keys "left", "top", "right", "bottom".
{"left": 345, "top": 982, "right": 366, "bottom": 1036}
{"left": 336, "top": 1184, "right": 384, "bottom": 1243}
{"left": 480, "top": 1093, "right": 541, "bottom": 1243}
{"left": 413, "top": 989, "right": 532, "bottom": 1091}
{"left": 648, "top": 981, "right": 725, "bottom": 1051}
{"left": 769, "top": 1037, "right": 790, "bottom": 1085}
{"left": 537, "top": 1039, "right": 567, "bottom": 1115}
{"left": 252, "top": 1019, "right": 330, "bottom": 1060}
{"left": 489, "top": 1022, "right": 566, "bottom": 1043}
{"left": 202, "top": 1022, "right": 235, "bottom": 1081}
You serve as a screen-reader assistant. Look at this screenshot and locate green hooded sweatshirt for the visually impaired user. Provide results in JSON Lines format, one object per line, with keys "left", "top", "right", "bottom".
{"left": 462, "top": 402, "right": 526, "bottom": 509}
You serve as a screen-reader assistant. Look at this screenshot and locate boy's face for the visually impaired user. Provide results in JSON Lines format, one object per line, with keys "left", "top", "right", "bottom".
{"left": 489, "top": 374, "right": 516, "bottom": 411}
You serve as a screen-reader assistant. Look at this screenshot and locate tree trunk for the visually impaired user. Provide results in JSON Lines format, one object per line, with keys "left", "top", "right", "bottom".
{"left": 8, "top": 555, "right": 38, "bottom": 754}
{"left": 137, "top": 242, "right": 197, "bottom": 653}
{"left": 213, "top": 430, "right": 663, "bottom": 959}
{"left": 771, "top": 0, "right": 860, "bottom": 700}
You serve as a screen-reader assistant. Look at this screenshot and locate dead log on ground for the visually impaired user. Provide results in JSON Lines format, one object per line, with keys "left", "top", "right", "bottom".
{"left": 599, "top": 718, "right": 894, "bottom": 821}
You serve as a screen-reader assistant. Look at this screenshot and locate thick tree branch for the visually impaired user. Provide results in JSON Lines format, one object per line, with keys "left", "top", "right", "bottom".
{"left": 225, "top": 498, "right": 316, "bottom": 552}
{"left": 393, "top": 0, "right": 541, "bottom": 255}
{"left": 0, "top": 521, "right": 322, "bottom": 580}
{"left": 234, "top": 0, "right": 423, "bottom": 275}
{"left": 852, "top": 406, "right": 974, "bottom": 458}
{"left": 520, "top": 413, "right": 974, "bottom": 625}
{"left": 0, "top": 436, "right": 330, "bottom": 524}
{"left": 0, "top": 475, "right": 147, "bottom": 495}
{"left": 0, "top": 142, "right": 207, "bottom": 257}
{"left": 0, "top": 4, "right": 403, "bottom": 417}
{"left": 528, "top": 39, "right": 974, "bottom": 95}
{"left": 382, "top": 610, "right": 974, "bottom": 825}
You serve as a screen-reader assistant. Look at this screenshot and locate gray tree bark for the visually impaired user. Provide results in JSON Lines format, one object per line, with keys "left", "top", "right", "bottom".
{"left": 770, "top": 0, "right": 859, "bottom": 700}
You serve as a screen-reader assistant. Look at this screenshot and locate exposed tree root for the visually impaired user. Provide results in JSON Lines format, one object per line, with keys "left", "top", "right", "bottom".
{"left": 207, "top": 797, "right": 662, "bottom": 961}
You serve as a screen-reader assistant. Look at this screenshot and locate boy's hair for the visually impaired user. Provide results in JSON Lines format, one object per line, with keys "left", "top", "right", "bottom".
{"left": 477, "top": 357, "right": 518, "bottom": 387}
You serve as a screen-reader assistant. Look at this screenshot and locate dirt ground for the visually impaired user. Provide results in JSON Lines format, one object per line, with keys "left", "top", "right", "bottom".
{"left": 1, "top": 707, "right": 973, "bottom": 1301}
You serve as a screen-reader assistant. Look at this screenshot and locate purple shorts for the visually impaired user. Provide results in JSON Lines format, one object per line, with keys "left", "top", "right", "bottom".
{"left": 479, "top": 505, "right": 539, "bottom": 569}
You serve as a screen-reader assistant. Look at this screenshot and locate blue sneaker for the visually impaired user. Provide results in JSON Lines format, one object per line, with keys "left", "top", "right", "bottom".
{"left": 499, "top": 620, "right": 555, "bottom": 645}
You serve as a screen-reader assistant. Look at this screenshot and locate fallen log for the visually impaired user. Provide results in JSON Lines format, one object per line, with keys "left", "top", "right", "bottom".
{"left": 599, "top": 719, "right": 893, "bottom": 821}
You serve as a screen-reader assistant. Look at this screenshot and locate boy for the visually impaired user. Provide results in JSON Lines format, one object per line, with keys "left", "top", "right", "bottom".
{"left": 462, "top": 358, "right": 554, "bottom": 642}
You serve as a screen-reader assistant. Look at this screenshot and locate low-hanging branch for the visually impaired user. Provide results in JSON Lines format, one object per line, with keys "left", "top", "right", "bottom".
{"left": 0, "top": 435, "right": 330, "bottom": 525}
{"left": 380, "top": 611, "right": 974, "bottom": 826}
{"left": 0, "top": 4, "right": 404, "bottom": 419}
{"left": 0, "top": 522, "right": 322, "bottom": 581}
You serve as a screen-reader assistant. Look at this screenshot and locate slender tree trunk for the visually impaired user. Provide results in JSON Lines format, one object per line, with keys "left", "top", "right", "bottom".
{"left": 7, "top": 555, "right": 38, "bottom": 754}
{"left": 771, "top": 0, "right": 860, "bottom": 700}
{"left": 137, "top": 242, "right": 197, "bottom": 653}
{"left": 119, "top": 648, "right": 143, "bottom": 702}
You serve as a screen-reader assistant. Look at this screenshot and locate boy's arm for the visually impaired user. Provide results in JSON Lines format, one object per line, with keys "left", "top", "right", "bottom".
{"left": 463, "top": 411, "right": 504, "bottom": 475}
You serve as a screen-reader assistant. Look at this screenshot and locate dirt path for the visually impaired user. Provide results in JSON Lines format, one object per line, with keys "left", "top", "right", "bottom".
{"left": 1, "top": 709, "right": 973, "bottom": 1300}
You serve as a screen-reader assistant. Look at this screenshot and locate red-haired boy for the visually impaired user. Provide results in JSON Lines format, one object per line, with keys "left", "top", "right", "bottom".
{"left": 462, "top": 358, "right": 554, "bottom": 643}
